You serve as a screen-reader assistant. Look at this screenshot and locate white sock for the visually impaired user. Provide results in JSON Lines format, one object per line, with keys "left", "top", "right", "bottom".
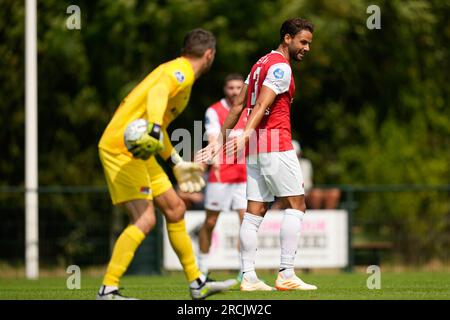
{"left": 238, "top": 252, "right": 243, "bottom": 279}
{"left": 189, "top": 273, "right": 207, "bottom": 289}
{"left": 242, "top": 270, "right": 258, "bottom": 283}
{"left": 280, "top": 209, "right": 305, "bottom": 273}
{"left": 99, "top": 285, "right": 118, "bottom": 295}
{"left": 280, "top": 268, "right": 295, "bottom": 279}
{"left": 240, "top": 213, "right": 264, "bottom": 278}
{"left": 197, "top": 252, "right": 209, "bottom": 275}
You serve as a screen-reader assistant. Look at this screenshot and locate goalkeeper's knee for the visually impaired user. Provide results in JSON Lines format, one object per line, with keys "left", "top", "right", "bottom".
{"left": 164, "top": 196, "right": 186, "bottom": 223}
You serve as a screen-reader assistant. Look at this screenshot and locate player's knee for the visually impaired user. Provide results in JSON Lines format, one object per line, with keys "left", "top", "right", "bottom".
{"left": 284, "top": 196, "right": 306, "bottom": 212}
{"left": 205, "top": 215, "right": 218, "bottom": 231}
{"left": 247, "top": 201, "right": 269, "bottom": 216}
{"left": 299, "top": 202, "right": 307, "bottom": 212}
{"left": 299, "top": 197, "right": 307, "bottom": 212}
{"left": 309, "top": 189, "right": 322, "bottom": 198}
{"left": 253, "top": 206, "right": 268, "bottom": 216}
{"left": 165, "top": 198, "right": 186, "bottom": 223}
{"left": 328, "top": 188, "right": 341, "bottom": 200}
{"left": 137, "top": 211, "right": 156, "bottom": 234}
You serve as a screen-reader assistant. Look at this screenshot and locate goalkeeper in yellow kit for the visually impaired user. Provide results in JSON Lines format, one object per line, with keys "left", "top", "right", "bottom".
{"left": 97, "top": 29, "right": 230, "bottom": 300}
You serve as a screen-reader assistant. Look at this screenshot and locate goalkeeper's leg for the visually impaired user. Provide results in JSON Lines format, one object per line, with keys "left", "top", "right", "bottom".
{"left": 154, "top": 188, "right": 233, "bottom": 299}
{"left": 98, "top": 199, "right": 156, "bottom": 300}
{"left": 155, "top": 189, "right": 200, "bottom": 281}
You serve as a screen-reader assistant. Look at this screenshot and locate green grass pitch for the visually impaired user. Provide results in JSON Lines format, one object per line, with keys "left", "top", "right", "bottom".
{"left": 0, "top": 271, "right": 448, "bottom": 300}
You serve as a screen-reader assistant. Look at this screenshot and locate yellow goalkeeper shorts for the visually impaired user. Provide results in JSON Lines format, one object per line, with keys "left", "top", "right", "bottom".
{"left": 99, "top": 148, "right": 173, "bottom": 204}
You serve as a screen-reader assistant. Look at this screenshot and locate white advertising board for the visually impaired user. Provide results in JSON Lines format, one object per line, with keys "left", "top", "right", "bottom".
{"left": 163, "top": 210, "right": 348, "bottom": 270}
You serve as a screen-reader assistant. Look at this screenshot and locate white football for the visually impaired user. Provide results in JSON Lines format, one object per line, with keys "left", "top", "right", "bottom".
{"left": 124, "top": 118, "right": 148, "bottom": 151}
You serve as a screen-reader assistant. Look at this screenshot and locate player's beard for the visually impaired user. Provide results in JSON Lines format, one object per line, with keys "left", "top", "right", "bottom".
{"left": 289, "top": 46, "right": 304, "bottom": 62}
{"left": 203, "top": 56, "right": 214, "bottom": 74}
{"left": 228, "top": 94, "right": 239, "bottom": 105}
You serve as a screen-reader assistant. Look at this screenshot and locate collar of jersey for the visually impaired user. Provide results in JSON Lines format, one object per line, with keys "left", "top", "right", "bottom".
{"left": 178, "top": 56, "right": 195, "bottom": 82}
{"left": 271, "top": 50, "right": 290, "bottom": 63}
{"left": 221, "top": 98, "right": 231, "bottom": 110}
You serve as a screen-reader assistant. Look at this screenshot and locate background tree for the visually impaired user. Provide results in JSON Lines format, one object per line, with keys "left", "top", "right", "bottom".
{"left": 0, "top": 0, "right": 448, "bottom": 264}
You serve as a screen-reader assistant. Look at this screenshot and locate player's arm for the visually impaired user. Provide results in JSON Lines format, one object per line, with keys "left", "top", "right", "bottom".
{"left": 131, "top": 75, "right": 175, "bottom": 159}
{"left": 205, "top": 107, "right": 221, "bottom": 152}
{"left": 242, "top": 85, "right": 276, "bottom": 139}
{"left": 195, "top": 85, "right": 247, "bottom": 163}
{"left": 146, "top": 75, "right": 172, "bottom": 126}
{"left": 220, "top": 85, "right": 276, "bottom": 157}
{"left": 205, "top": 133, "right": 221, "bottom": 180}
{"left": 204, "top": 108, "right": 222, "bottom": 180}
{"left": 158, "top": 127, "right": 206, "bottom": 193}
{"left": 244, "top": 63, "right": 291, "bottom": 140}
{"left": 220, "top": 83, "right": 248, "bottom": 145}
{"left": 158, "top": 127, "right": 175, "bottom": 161}
{"left": 228, "top": 63, "right": 291, "bottom": 155}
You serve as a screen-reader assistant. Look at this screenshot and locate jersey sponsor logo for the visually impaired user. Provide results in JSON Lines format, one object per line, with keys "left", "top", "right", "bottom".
{"left": 174, "top": 71, "right": 185, "bottom": 83}
{"left": 140, "top": 186, "right": 151, "bottom": 195}
{"left": 273, "top": 68, "right": 284, "bottom": 79}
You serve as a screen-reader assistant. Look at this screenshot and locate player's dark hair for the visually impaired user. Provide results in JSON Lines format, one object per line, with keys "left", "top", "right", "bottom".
{"left": 280, "top": 18, "right": 314, "bottom": 42}
{"left": 224, "top": 73, "right": 244, "bottom": 84}
{"left": 182, "top": 28, "right": 216, "bottom": 58}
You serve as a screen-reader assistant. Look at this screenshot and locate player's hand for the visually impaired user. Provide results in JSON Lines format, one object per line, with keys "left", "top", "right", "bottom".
{"left": 223, "top": 135, "right": 246, "bottom": 159}
{"left": 195, "top": 143, "right": 216, "bottom": 164}
{"left": 195, "top": 142, "right": 221, "bottom": 181}
{"left": 128, "top": 123, "right": 164, "bottom": 160}
{"left": 173, "top": 161, "right": 206, "bottom": 193}
{"left": 195, "top": 140, "right": 223, "bottom": 164}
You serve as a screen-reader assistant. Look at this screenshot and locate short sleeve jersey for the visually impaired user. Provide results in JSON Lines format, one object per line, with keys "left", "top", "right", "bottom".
{"left": 245, "top": 51, "right": 295, "bottom": 153}
{"left": 99, "top": 57, "right": 195, "bottom": 154}
{"left": 205, "top": 99, "right": 247, "bottom": 183}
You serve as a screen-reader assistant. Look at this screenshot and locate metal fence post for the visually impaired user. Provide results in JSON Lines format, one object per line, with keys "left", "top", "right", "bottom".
{"left": 344, "top": 187, "right": 355, "bottom": 272}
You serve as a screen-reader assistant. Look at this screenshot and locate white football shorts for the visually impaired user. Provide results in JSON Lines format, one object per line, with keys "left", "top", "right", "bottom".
{"left": 246, "top": 149, "right": 305, "bottom": 202}
{"left": 204, "top": 182, "right": 247, "bottom": 212}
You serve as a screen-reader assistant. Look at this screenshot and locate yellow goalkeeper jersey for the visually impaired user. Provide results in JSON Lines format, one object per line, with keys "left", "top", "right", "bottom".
{"left": 98, "top": 57, "right": 195, "bottom": 157}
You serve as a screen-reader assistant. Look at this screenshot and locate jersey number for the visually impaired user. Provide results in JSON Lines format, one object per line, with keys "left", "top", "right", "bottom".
{"left": 250, "top": 66, "right": 261, "bottom": 106}
{"left": 249, "top": 66, "right": 270, "bottom": 116}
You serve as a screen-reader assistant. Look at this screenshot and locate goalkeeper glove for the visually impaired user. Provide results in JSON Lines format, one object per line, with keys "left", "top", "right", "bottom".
{"left": 167, "top": 151, "right": 206, "bottom": 193}
{"left": 128, "top": 122, "right": 164, "bottom": 160}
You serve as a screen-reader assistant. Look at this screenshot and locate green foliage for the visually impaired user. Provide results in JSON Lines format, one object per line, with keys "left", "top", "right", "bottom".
{"left": 0, "top": 1, "right": 25, "bottom": 185}
{"left": 0, "top": 0, "right": 448, "bottom": 264}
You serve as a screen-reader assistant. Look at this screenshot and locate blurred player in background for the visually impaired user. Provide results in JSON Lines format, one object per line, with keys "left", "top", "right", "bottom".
{"left": 197, "top": 74, "right": 247, "bottom": 279}
{"left": 97, "top": 29, "right": 231, "bottom": 300}
{"left": 197, "top": 18, "right": 318, "bottom": 291}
